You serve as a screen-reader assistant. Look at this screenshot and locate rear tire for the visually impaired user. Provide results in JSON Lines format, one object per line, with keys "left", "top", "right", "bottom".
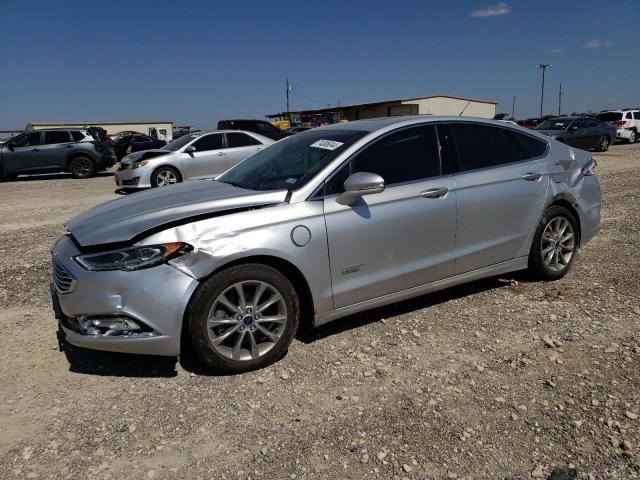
{"left": 628, "top": 130, "right": 637, "bottom": 144}
{"left": 151, "top": 166, "right": 181, "bottom": 187}
{"left": 186, "top": 264, "right": 300, "bottom": 374}
{"left": 69, "top": 156, "right": 96, "bottom": 179}
{"left": 527, "top": 206, "right": 580, "bottom": 281}
{"left": 596, "top": 136, "right": 610, "bottom": 152}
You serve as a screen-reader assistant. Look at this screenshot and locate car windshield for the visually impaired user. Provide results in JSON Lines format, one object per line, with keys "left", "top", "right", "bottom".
{"left": 536, "top": 119, "right": 573, "bottom": 130}
{"left": 596, "top": 112, "right": 623, "bottom": 122}
{"left": 163, "top": 134, "right": 200, "bottom": 151}
{"left": 218, "top": 129, "right": 367, "bottom": 191}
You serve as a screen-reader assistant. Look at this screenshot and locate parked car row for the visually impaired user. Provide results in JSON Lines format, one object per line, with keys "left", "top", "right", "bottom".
{"left": 51, "top": 116, "right": 601, "bottom": 373}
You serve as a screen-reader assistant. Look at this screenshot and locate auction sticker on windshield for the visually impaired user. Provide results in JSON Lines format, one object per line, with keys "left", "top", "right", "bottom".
{"left": 310, "top": 139, "right": 344, "bottom": 150}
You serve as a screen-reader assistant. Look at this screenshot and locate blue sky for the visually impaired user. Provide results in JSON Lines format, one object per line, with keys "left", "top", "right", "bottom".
{"left": 0, "top": 0, "right": 638, "bottom": 130}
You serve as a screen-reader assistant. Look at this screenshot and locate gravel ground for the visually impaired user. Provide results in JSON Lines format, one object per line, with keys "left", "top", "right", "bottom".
{"left": 1, "top": 144, "right": 639, "bottom": 480}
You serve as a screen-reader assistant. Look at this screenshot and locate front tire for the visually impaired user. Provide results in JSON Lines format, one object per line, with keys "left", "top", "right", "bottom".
{"left": 527, "top": 206, "right": 580, "bottom": 281}
{"left": 69, "top": 156, "right": 96, "bottom": 179}
{"left": 186, "top": 264, "right": 300, "bottom": 373}
{"left": 596, "top": 136, "right": 610, "bottom": 152}
{"left": 151, "top": 166, "right": 181, "bottom": 187}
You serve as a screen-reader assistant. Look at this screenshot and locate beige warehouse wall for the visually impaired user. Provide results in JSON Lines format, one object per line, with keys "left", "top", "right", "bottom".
{"left": 402, "top": 97, "right": 495, "bottom": 118}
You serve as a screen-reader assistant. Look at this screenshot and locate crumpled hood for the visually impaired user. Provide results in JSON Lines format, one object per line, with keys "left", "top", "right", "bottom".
{"left": 121, "top": 149, "right": 171, "bottom": 164}
{"left": 66, "top": 180, "right": 288, "bottom": 247}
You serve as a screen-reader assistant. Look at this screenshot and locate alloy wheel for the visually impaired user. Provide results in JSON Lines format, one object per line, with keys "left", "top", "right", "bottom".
{"left": 599, "top": 136, "right": 609, "bottom": 151}
{"left": 156, "top": 169, "right": 177, "bottom": 186}
{"left": 73, "top": 159, "right": 92, "bottom": 176}
{"left": 541, "top": 217, "right": 575, "bottom": 273}
{"left": 206, "top": 280, "right": 288, "bottom": 361}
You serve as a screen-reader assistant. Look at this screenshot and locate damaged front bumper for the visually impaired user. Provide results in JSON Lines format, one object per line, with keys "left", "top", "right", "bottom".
{"left": 51, "top": 235, "right": 198, "bottom": 356}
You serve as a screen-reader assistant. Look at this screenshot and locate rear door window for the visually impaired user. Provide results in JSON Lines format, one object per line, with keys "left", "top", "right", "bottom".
{"left": 451, "top": 123, "right": 523, "bottom": 171}
{"left": 226, "top": 132, "right": 260, "bottom": 148}
{"left": 43, "top": 130, "right": 71, "bottom": 145}
{"left": 192, "top": 133, "right": 224, "bottom": 151}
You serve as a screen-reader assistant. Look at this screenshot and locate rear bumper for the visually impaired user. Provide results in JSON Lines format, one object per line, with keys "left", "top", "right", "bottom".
{"left": 616, "top": 128, "right": 634, "bottom": 141}
{"left": 96, "top": 155, "right": 117, "bottom": 171}
{"left": 577, "top": 175, "right": 601, "bottom": 246}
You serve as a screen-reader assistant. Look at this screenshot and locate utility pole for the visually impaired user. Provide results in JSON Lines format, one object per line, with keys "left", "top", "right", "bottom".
{"left": 285, "top": 77, "right": 290, "bottom": 122}
{"left": 536, "top": 64, "right": 552, "bottom": 117}
{"left": 512, "top": 96, "right": 516, "bottom": 119}
{"left": 558, "top": 84, "right": 563, "bottom": 116}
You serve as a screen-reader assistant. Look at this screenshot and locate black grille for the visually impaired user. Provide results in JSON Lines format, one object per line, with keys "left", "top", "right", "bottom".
{"left": 52, "top": 261, "right": 76, "bottom": 294}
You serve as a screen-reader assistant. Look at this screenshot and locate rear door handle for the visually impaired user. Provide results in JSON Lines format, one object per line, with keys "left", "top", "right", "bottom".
{"left": 521, "top": 172, "right": 542, "bottom": 181}
{"left": 31, "top": 148, "right": 40, "bottom": 152}
{"left": 218, "top": 151, "right": 226, "bottom": 156}
{"left": 420, "top": 187, "right": 449, "bottom": 198}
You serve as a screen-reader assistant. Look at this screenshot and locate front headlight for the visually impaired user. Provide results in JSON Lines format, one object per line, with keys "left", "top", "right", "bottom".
{"left": 130, "top": 160, "right": 149, "bottom": 169}
{"left": 74, "top": 242, "right": 193, "bottom": 271}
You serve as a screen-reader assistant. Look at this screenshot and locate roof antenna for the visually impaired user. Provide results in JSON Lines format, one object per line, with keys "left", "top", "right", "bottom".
{"left": 459, "top": 101, "right": 471, "bottom": 116}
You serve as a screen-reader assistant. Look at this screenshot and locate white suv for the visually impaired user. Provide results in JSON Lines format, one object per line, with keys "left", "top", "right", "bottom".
{"left": 596, "top": 109, "right": 640, "bottom": 143}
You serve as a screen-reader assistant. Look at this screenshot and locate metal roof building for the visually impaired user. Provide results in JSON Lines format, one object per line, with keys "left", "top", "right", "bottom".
{"left": 267, "top": 94, "right": 497, "bottom": 126}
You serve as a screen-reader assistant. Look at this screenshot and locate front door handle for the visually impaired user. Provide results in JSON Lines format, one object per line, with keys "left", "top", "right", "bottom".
{"left": 218, "top": 151, "right": 226, "bottom": 156}
{"left": 420, "top": 187, "right": 449, "bottom": 198}
{"left": 521, "top": 172, "right": 542, "bottom": 181}
{"left": 31, "top": 148, "right": 40, "bottom": 152}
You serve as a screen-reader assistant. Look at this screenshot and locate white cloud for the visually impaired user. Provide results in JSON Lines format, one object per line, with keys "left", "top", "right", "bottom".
{"left": 584, "top": 39, "right": 600, "bottom": 48}
{"left": 549, "top": 48, "right": 563, "bottom": 54}
{"left": 604, "top": 40, "right": 613, "bottom": 46}
{"left": 470, "top": 2, "right": 510, "bottom": 18}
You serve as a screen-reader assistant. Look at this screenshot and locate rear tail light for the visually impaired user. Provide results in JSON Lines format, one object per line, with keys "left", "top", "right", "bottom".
{"left": 581, "top": 158, "right": 596, "bottom": 176}
{"left": 614, "top": 120, "right": 626, "bottom": 127}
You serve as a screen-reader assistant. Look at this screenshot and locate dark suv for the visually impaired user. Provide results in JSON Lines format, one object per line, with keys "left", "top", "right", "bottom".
{"left": 217, "top": 119, "right": 290, "bottom": 140}
{"left": 0, "top": 127, "right": 116, "bottom": 180}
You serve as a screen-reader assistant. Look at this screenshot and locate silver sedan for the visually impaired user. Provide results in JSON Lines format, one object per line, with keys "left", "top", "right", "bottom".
{"left": 52, "top": 116, "right": 600, "bottom": 373}
{"left": 114, "top": 130, "right": 274, "bottom": 189}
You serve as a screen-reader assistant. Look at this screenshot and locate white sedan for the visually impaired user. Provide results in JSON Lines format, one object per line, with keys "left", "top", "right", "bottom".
{"left": 114, "top": 130, "right": 273, "bottom": 189}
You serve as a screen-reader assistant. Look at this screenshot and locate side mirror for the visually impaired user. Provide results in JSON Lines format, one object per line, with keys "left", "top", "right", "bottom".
{"left": 185, "top": 145, "right": 196, "bottom": 153}
{"left": 7, "top": 144, "right": 14, "bottom": 151}
{"left": 336, "top": 172, "right": 385, "bottom": 205}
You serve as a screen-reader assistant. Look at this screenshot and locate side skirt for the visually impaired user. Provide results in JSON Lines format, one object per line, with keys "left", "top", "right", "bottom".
{"left": 315, "top": 256, "right": 528, "bottom": 327}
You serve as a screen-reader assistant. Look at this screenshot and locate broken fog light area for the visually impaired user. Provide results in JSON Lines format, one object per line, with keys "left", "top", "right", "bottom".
{"left": 76, "top": 315, "right": 157, "bottom": 337}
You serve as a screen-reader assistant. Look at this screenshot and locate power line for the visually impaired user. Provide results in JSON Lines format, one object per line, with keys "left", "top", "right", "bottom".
{"left": 290, "top": 91, "right": 331, "bottom": 108}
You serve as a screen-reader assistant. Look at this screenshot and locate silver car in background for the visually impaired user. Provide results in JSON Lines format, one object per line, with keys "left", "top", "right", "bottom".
{"left": 114, "top": 130, "right": 273, "bottom": 189}
{"left": 51, "top": 116, "right": 600, "bottom": 373}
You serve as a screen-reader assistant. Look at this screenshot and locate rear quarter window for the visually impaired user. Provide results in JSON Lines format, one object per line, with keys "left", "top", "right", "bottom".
{"left": 509, "top": 131, "right": 547, "bottom": 159}
{"left": 70, "top": 131, "right": 85, "bottom": 142}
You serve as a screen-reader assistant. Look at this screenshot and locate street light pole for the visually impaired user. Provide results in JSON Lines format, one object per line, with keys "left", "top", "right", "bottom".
{"left": 536, "top": 64, "right": 552, "bottom": 117}
{"left": 512, "top": 95, "right": 516, "bottom": 119}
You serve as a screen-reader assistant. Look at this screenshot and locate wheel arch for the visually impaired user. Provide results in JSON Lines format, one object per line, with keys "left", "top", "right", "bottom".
{"left": 181, "top": 254, "right": 316, "bottom": 345}
{"left": 65, "top": 152, "right": 95, "bottom": 169}
{"left": 151, "top": 163, "right": 182, "bottom": 182}
{"left": 547, "top": 197, "right": 582, "bottom": 246}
